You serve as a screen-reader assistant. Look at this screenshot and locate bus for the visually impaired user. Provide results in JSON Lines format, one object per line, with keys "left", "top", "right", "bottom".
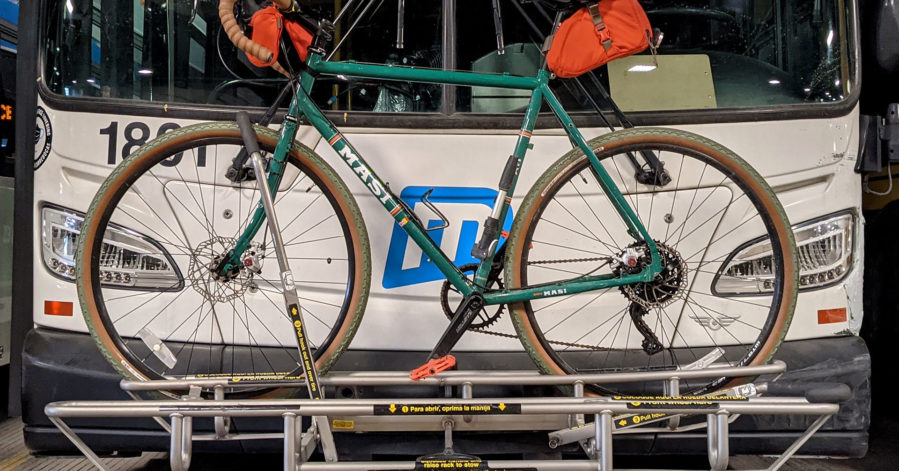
{"left": 16, "top": 0, "right": 875, "bottom": 458}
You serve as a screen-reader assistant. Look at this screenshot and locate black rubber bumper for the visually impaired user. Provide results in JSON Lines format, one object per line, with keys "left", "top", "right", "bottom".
{"left": 21, "top": 328, "right": 871, "bottom": 457}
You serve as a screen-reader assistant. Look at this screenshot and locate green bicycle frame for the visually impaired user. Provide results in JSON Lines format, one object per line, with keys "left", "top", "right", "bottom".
{"left": 221, "top": 51, "right": 662, "bottom": 306}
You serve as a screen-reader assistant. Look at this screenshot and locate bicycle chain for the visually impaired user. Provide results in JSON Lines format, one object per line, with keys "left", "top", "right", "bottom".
{"left": 462, "top": 256, "right": 615, "bottom": 350}
{"left": 470, "top": 322, "right": 610, "bottom": 351}
{"left": 527, "top": 256, "right": 611, "bottom": 265}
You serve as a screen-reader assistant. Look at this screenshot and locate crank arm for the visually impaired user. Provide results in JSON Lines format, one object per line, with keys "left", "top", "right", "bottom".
{"left": 427, "top": 293, "right": 485, "bottom": 361}
{"left": 412, "top": 293, "right": 486, "bottom": 380}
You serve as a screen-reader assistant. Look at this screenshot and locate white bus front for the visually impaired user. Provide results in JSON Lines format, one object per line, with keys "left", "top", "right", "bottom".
{"left": 21, "top": 0, "right": 868, "bottom": 457}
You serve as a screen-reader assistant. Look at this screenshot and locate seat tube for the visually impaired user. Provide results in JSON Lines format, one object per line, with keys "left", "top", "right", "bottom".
{"left": 473, "top": 79, "right": 544, "bottom": 286}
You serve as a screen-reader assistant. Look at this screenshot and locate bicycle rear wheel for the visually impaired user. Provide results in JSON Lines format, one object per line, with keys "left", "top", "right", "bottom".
{"left": 505, "top": 128, "right": 797, "bottom": 395}
{"left": 75, "top": 122, "right": 370, "bottom": 395}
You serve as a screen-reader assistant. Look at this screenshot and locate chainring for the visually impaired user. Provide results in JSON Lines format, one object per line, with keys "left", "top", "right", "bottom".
{"left": 439, "top": 263, "right": 504, "bottom": 330}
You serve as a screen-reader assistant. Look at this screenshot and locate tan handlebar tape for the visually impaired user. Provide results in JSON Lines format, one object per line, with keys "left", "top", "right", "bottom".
{"left": 219, "top": 0, "right": 276, "bottom": 64}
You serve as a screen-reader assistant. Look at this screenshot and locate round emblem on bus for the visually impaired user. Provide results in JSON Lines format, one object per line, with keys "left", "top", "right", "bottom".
{"left": 34, "top": 106, "right": 53, "bottom": 170}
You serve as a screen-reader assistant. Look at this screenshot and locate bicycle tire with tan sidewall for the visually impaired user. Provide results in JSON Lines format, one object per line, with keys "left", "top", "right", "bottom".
{"left": 505, "top": 127, "right": 797, "bottom": 395}
{"left": 75, "top": 122, "right": 371, "bottom": 398}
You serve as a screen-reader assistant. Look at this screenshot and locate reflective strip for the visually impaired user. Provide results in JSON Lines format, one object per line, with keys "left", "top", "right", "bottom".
{"left": 44, "top": 300, "right": 73, "bottom": 316}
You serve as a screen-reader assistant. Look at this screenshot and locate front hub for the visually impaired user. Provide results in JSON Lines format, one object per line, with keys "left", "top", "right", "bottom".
{"left": 189, "top": 237, "right": 265, "bottom": 303}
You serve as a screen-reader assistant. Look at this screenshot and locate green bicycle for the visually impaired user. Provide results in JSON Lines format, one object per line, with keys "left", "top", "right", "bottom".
{"left": 75, "top": 0, "right": 797, "bottom": 397}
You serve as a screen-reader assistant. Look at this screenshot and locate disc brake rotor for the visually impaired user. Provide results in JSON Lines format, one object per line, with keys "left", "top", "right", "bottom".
{"left": 190, "top": 237, "right": 264, "bottom": 303}
{"left": 614, "top": 241, "right": 688, "bottom": 309}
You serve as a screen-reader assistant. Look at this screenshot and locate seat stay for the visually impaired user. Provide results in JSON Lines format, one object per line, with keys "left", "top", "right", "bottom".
{"left": 540, "top": 83, "right": 663, "bottom": 277}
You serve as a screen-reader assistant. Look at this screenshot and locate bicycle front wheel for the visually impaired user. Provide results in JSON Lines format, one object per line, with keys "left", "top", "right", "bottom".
{"left": 76, "top": 122, "right": 370, "bottom": 392}
{"left": 505, "top": 128, "right": 797, "bottom": 395}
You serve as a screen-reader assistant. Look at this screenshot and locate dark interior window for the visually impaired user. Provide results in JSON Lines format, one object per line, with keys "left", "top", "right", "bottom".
{"left": 42, "top": 0, "right": 853, "bottom": 115}
{"left": 455, "top": 0, "right": 852, "bottom": 112}
{"left": 43, "top": 0, "right": 442, "bottom": 112}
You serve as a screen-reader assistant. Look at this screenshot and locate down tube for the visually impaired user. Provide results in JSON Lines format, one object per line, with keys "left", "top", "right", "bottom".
{"left": 539, "top": 84, "right": 661, "bottom": 274}
{"left": 292, "top": 86, "right": 475, "bottom": 296}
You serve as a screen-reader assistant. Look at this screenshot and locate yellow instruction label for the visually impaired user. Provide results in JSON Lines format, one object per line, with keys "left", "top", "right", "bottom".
{"left": 331, "top": 419, "right": 355, "bottom": 431}
{"left": 615, "top": 412, "right": 669, "bottom": 428}
{"left": 374, "top": 403, "right": 521, "bottom": 416}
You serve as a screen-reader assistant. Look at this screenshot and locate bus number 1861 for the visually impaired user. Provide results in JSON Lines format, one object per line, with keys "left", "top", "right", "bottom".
{"left": 99, "top": 121, "right": 207, "bottom": 167}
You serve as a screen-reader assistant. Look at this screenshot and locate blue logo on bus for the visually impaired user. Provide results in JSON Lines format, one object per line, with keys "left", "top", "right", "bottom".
{"left": 382, "top": 186, "right": 513, "bottom": 289}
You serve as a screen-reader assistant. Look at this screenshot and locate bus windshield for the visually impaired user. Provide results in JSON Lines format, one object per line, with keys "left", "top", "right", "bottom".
{"left": 42, "top": 0, "right": 855, "bottom": 114}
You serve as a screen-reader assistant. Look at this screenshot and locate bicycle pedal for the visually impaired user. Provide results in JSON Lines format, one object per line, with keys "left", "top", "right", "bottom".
{"left": 410, "top": 355, "right": 456, "bottom": 380}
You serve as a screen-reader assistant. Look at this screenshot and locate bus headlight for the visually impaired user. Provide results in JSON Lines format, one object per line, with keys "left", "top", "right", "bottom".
{"left": 712, "top": 211, "right": 854, "bottom": 295}
{"left": 41, "top": 205, "right": 183, "bottom": 290}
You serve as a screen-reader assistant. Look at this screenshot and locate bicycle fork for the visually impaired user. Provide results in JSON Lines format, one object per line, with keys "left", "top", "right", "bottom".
{"left": 235, "top": 113, "right": 338, "bottom": 461}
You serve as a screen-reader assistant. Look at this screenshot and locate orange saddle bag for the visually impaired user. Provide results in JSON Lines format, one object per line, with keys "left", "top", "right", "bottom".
{"left": 547, "top": 0, "right": 653, "bottom": 78}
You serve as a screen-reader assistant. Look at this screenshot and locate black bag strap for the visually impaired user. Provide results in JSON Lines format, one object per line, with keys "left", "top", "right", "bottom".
{"left": 587, "top": 3, "right": 613, "bottom": 50}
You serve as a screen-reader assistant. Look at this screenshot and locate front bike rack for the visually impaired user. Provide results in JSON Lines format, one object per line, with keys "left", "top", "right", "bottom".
{"left": 44, "top": 360, "right": 849, "bottom": 471}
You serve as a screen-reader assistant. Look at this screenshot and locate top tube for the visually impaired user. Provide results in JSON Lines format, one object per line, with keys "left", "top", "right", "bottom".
{"left": 305, "top": 53, "right": 543, "bottom": 91}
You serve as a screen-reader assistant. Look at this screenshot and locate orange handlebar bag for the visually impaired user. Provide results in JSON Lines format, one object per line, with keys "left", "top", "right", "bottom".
{"left": 547, "top": 0, "right": 653, "bottom": 78}
{"left": 246, "top": 6, "right": 314, "bottom": 68}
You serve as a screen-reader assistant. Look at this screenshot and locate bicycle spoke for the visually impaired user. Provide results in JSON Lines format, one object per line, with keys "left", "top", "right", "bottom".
{"left": 240, "top": 301, "right": 294, "bottom": 374}
{"left": 663, "top": 155, "right": 687, "bottom": 242}
{"left": 281, "top": 214, "right": 337, "bottom": 247}
{"left": 550, "top": 196, "right": 615, "bottom": 253}
{"left": 544, "top": 291, "right": 610, "bottom": 334}
{"left": 84, "top": 129, "right": 364, "bottom": 385}
{"left": 514, "top": 135, "right": 793, "bottom": 394}
{"left": 157, "top": 167, "right": 216, "bottom": 243}
{"left": 120, "top": 180, "right": 193, "bottom": 251}
{"left": 567, "top": 177, "right": 625, "bottom": 253}
{"left": 283, "top": 234, "right": 351, "bottom": 247}
{"left": 280, "top": 192, "right": 324, "bottom": 235}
